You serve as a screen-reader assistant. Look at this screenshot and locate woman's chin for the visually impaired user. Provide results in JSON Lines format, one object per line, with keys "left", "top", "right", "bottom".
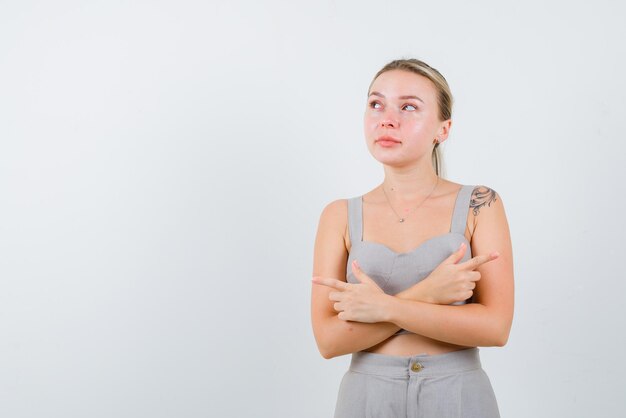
{"left": 370, "top": 154, "right": 409, "bottom": 167}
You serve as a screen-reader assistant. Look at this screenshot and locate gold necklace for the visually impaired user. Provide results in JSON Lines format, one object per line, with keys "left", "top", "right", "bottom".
{"left": 381, "top": 177, "right": 439, "bottom": 223}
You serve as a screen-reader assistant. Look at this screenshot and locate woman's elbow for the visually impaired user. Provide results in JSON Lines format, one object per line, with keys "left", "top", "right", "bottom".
{"left": 316, "top": 339, "right": 339, "bottom": 359}
{"left": 491, "top": 333, "right": 509, "bottom": 347}
{"left": 312, "top": 326, "right": 338, "bottom": 359}
{"left": 319, "top": 347, "right": 336, "bottom": 360}
{"left": 489, "top": 321, "right": 511, "bottom": 347}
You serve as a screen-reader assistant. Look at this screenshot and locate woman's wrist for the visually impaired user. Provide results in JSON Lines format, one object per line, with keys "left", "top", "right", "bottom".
{"left": 395, "top": 283, "right": 433, "bottom": 304}
{"left": 381, "top": 293, "right": 400, "bottom": 323}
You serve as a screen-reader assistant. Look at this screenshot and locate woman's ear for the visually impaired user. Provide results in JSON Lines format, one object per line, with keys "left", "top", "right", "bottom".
{"left": 437, "top": 119, "right": 452, "bottom": 143}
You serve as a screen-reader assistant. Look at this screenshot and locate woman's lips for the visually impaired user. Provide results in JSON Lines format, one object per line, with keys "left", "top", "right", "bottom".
{"left": 376, "top": 136, "right": 401, "bottom": 147}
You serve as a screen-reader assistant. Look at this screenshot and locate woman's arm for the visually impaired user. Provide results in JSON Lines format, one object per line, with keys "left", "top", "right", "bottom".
{"left": 311, "top": 191, "right": 510, "bottom": 358}
{"left": 311, "top": 199, "right": 404, "bottom": 359}
{"left": 382, "top": 188, "right": 514, "bottom": 347}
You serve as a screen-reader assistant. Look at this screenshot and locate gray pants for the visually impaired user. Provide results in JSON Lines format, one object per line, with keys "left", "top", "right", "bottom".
{"left": 333, "top": 348, "right": 500, "bottom": 418}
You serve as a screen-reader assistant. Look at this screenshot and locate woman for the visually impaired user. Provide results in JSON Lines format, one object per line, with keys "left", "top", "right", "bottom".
{"left": 310, "top": 58, "right": 514, "bottom": 418}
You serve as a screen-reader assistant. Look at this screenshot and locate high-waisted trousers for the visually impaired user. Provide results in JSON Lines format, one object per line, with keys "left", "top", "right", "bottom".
{"left": 333, "top": 348, "right": 500, "bottom": 418}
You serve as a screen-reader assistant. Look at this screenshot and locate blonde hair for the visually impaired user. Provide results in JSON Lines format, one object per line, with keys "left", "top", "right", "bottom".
{"left": 368, "top": 58, "right": 453, "bottom": 177}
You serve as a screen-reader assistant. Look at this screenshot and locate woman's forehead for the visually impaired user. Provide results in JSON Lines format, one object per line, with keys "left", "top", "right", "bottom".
{"left": 369, "top": 70, "right": 437, "bottom": 98}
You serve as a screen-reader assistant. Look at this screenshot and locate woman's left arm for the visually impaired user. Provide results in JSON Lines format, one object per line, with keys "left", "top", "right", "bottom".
{"left": 384, "top": 189, "right": 515, "bottom": 347}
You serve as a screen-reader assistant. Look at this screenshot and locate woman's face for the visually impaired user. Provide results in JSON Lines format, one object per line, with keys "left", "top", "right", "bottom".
{"left": 364, "top": 69, "right": 450, "bottom": 168}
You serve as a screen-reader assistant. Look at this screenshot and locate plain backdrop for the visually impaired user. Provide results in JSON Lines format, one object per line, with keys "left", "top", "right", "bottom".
{"left": 1, "top": 1, "right": 625, "bottom": 417}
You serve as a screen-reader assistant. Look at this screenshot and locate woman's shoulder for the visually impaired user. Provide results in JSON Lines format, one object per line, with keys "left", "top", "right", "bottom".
{"left": 320, "top": 195, "right": 353, "bottom": 212}
{"left": 467, "top": 184, "right": 502, "bottom": 215}
{"left": 317, "top": 197, "right": 351, "bottom": 232}
{"left": 318, "top": 192, "right": 364, "bottom": 225}
{"left": 317, "top": 197, "right": 352, "bottom": 253}
{"left": 445, "top": 180, "right": 501, "bottom": 204}
{"left": 463, "top": 184, "right": 507, "bottom": 241}
{"left": 442, "top": 181, "right": 503, "bottom": 235}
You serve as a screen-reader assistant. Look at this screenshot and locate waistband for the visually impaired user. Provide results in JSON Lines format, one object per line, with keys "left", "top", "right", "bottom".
{"left": 349, "top": 347, "right": 481, "bottom": 378}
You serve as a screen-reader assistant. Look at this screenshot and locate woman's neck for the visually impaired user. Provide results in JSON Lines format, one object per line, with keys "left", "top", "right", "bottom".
{"left": 380, "top": 166, "right": 440, "bottom": 202}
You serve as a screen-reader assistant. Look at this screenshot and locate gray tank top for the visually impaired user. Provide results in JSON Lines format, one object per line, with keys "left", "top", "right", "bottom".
{"left": 346, "top": 184, "right": 475, "bottom": 335}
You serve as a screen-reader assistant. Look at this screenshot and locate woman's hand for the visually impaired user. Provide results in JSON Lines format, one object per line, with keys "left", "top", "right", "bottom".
{"left": 311, "top": 260, "right": 392, "bottom": 323}
{"left": 406, "top": 242, "right": 499, "bottom": 305}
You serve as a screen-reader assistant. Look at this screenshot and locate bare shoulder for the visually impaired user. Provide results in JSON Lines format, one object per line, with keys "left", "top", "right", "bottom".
{"left": 467, "top": 185, "right": 507, "bottom": 238}
{"left": 315, "top": 198, "right": 350, "bottom": 258}
{"left": 319, "top": 198, "right": 348, "bottom": 220}
{"left": 470, "top": 185, "right": 502, "bottom": 216}
{"left": 318, "top": 198, "right": 349, "bottom": 234}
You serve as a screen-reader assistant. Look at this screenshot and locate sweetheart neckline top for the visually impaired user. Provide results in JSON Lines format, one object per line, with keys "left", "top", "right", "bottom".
{"left": 353, "top": 232, "right": 468, "bottom": 257}
{"left": 349, "top": 187, "right": 472, "bottom": 257}
{"left": 345, "top": 185, "right": 477, "bottom": 335}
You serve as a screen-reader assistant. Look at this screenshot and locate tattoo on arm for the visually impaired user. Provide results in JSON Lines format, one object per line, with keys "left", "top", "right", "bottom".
{"left": 470, "top": 186, "right": 497, "bottom": 216}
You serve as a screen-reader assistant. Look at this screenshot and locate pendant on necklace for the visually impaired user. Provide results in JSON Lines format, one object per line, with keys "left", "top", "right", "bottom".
{"left": 399, "top": 218, "right": 405, "bottom": 223}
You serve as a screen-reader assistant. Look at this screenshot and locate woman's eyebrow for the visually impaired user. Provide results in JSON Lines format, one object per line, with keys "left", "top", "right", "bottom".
{"left": 368, "top": 91, "right": 424, "bottom": 103}
{"left": 399, "top": 95, "right": 424, "bottom": 103}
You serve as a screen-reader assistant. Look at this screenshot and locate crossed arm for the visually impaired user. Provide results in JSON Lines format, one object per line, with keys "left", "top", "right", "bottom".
{"left": 310, "top": 189, "right": 514, "bottom": 359}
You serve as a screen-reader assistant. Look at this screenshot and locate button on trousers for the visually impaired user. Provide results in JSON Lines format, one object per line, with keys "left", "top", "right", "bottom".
{"left": 333, "top": 348, "right": 500, "bottom": 418}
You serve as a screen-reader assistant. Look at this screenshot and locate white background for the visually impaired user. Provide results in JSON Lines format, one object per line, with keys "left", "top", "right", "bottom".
{"left": 1, "top": 1, "right": 625, "bottom": 417}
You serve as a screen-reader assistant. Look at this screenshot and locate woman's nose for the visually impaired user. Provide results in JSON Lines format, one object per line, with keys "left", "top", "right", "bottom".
{"left": 379, "top": 108, "right": 398, "bottom": 128}
{"left": 380, "top": 118, "right": 397, "bottom": 128}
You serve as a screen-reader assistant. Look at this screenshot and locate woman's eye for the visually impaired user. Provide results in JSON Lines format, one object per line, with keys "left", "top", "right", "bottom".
{"left": 369, "top": 101, "right": 382, "bottom": 109}
{"left": 402, "top": 104, "right": 417, "bottom": 111}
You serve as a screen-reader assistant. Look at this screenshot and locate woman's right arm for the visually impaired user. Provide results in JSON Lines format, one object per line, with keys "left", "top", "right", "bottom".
{"left": 311, "top": 199, "right": 403, "bottom": 359}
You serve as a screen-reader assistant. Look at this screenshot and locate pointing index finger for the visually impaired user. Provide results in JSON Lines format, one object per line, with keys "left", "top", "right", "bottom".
{"left": 460, "top": 251, "right": 500, "bottom": 270}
